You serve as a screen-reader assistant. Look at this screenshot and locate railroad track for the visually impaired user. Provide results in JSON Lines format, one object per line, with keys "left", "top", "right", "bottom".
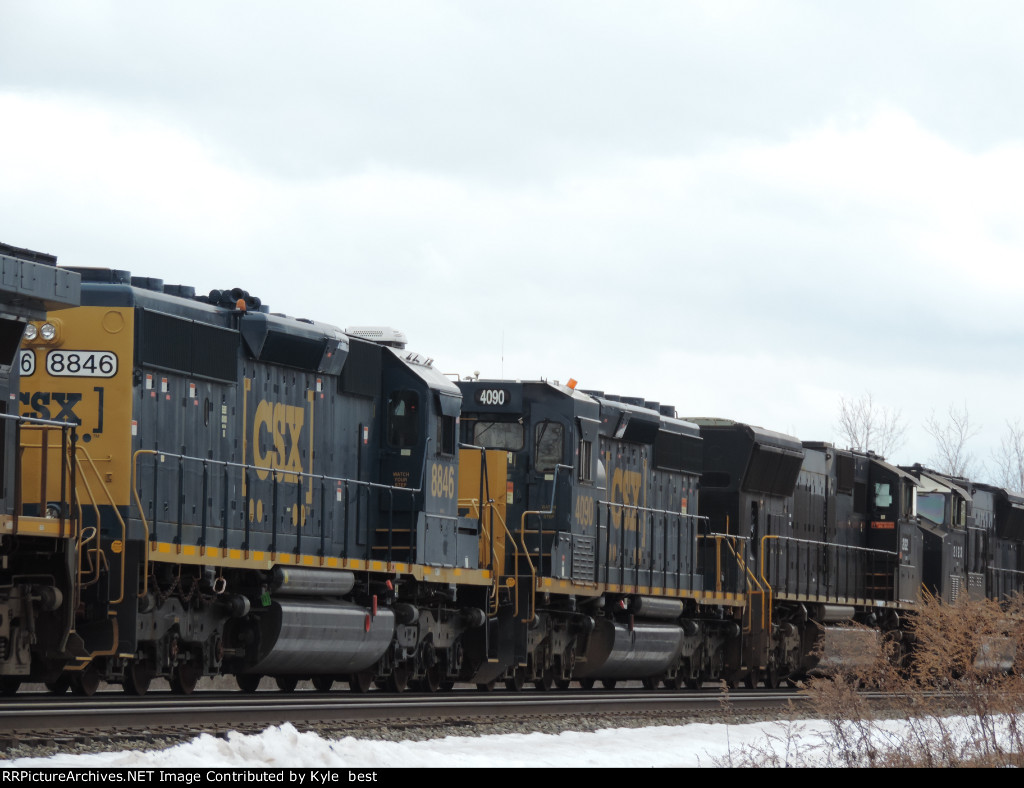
{"left": 0, "top": 686, "right": 807, "bottom": 753}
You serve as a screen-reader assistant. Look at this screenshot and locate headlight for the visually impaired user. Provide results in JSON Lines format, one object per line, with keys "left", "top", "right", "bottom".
{"left": 23, "top": 324, "right": 37, "bottom": 341}
{"left": 40, "top": 323, "right": 56, "bottom": 341}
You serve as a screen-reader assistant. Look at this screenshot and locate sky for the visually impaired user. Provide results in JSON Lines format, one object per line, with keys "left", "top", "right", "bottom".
{"left": 0, "top": 716, "right": 1010, "bottom": 769}
{"left": 2, "top": 1, "right": 1023, "bottom": 479}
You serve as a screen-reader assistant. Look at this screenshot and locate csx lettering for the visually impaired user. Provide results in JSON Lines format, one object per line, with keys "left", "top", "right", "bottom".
{"left": 253, "top": 400, "right": 305, "bottom": 482}
{"left": 609, "top": 467, "right": 643, "bottom": 531}
{"left": 19, "top": 391, "right": 83, "bottom": 424}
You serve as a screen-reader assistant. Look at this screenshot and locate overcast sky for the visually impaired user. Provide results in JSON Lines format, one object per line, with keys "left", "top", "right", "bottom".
{"left": 2, "top": 1, "right": 1023, "bottom": 479}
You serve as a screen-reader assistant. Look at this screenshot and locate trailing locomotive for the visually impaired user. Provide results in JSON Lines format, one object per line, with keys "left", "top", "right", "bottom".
{"left": 2, "top": 249, "right": 1023, "bottom": 696}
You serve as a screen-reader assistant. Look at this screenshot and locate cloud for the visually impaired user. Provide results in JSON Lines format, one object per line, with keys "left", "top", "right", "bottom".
{"left": 3, "top": 3, "right": 1024, "bottom": 476}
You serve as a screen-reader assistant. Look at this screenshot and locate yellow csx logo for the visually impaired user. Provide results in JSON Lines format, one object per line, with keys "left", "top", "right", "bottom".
{"left": 609, "top": 467, "right": 643, "bottom": 531}
{"left": 253, "top": 400, "right": 305, "bottom": 482}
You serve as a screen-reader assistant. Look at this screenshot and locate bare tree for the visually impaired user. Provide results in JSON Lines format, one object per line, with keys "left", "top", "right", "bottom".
{"left": 923, "top": 401, "right": 980, "bottom": 478}
{"left": 993, "top": 421, "right": 1024, "bottom": 495}
{"left": 836, "top": 392, "right": 907, "bottom": 459}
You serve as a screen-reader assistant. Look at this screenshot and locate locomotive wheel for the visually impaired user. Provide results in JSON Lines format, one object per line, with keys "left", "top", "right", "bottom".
{"left": 275, "top": 675, "right": 299, "bottom": 693}
{"left": 685, "top": 674, "right": 705, "bottom": 690}
{"left": 349, "top": 670, "right": 375, "bottom": 693}
{"left": 46, "top": 675, "right": 71, "bottom": 695}
{"left": 579, "top": 678, "right": 596, "bottom": 690}
{"left": 71, "top": 665, "right": 100, "bottom": 697}
{"left": 555, "top": 679, "right": 571, "bottom": 690}
{"left": 170, "top": 663, "right": 200, "bottom": 695}
{"left": 123, "top": 663, "right": 154, "bottom": 697}
{"left": 600, "top": 679, "right": 617, "bottom": 690}
{"left": 505, "top": 668, "right": 526, "bottom": 692}
{"left": 534, "top": 670, "right": 553, "bottom": 692}
{"left": 641, "top": 677, "right": 659, "bottom": 690}
{"left": 236, "top": 674, "right": 262, "bottom": 693}
{"left": 476, "top": 680, "right": 496, "bottom": 692}
{"left": 0, "top": 678, "right": 21, "bottom": 696}
{"left": 385, "top": 665, "right": 410, "bottom": 693}
{"left": 663, "top": 674, "right": 684, "bottom": 690}
{"left": 743, "top": 671, "right": 759, "bottom": 690}
{"left": 420, "top": 664, "right": 443, "bottom": 692}
{"left": 763, "top": 666, "right": 781, "bottom": 690}
{"left": 312, "top": 676, "right": 334, "bottom": 692}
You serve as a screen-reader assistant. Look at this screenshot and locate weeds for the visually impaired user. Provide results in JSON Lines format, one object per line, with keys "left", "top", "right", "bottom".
{"left": 718, "top": 592, "right": 1024, "bottom": 767}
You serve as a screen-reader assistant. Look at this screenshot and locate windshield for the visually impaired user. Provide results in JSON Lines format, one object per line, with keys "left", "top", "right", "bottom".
{"left": 917, "top": 492, "right": 946, "bottom": 526}
{"left": 473, "top": 421, "right": 523, "bottom": 450}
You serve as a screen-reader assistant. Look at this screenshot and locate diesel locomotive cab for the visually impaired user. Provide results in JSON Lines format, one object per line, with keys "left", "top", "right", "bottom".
{"left": 901, "top": 465, "right": 969, "bottom": 604}
{"left": 371, "top": 336, "right": 479, "bottom": 571}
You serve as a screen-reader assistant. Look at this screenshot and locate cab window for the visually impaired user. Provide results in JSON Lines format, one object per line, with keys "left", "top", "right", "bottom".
{"left": 473, "top": 421, "right": 524, "bottom": 450}
{"left": 534, "top": 421, "right": 564, "bottom": 473}
{"left": 387, "top": 390, "right": 419, "bottom": 448}
{"left": 439, "top": 415, "right": 456, "bottom": 455}
{"left": 918, "top": 492, "right": 946, "bottom": 526}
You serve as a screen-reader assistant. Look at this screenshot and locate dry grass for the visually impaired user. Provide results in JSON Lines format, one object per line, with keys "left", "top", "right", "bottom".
{"left": 718, "top": 592, "right": 1024, "bottom": 767}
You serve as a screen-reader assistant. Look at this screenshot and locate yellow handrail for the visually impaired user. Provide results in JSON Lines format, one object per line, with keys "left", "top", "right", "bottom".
{"left": 72, "top": 447, "right": 127, "bottom": 605}
{"left": 758, "top": 534, "right": 779, "bottom": 634}
{"left": 518, "top": 509, "right": 544, "bottom": 622}
{"left": 457, "top": 496, "right": 519, "bottom": 616}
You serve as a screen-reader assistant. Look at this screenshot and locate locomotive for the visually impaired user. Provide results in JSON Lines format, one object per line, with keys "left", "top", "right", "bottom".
{"left": 0, "top": 242, "right": 80, "bottom": 693}
{"left": 2, "top": 244, "right": 1023, "bottom": 695}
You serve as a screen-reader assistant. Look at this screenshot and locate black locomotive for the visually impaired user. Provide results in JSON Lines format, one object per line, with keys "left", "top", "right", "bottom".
{"left": 0, "top": 243, "right": 1021, "bottom": 695}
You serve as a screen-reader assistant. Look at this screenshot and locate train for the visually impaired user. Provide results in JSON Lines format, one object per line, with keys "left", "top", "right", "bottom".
{"left": 0, "top": 239, "right": 1021, "bottom": 697}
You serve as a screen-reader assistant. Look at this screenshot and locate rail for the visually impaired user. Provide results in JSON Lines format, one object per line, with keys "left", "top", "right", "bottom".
{"left": 759, "top": 534, "right": 899, "bottom": 603}
{"left": 517, "top": 463, "right": 571, "bottom": 622}
{"left": 456, "top": 444, "right": 520, "bottom": 617}
{"left": 131, "top": 448, "right": 429, "bottom": 597}
{"left": 15, "top": 414, "right": 127, "bottom": 663}
{"left": 599, "top": 500, "right": 708, "bottom": 593}
{"left": 987, "top": 564, "right": 1024, "bottom": 599}
{"left": 8, "top": 412, "right": 77, "bottom": 538}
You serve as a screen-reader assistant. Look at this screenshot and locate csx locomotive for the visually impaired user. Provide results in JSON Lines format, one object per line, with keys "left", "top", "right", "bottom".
{"left": 2, "top": 241, "right": 1023, "bottom": 696}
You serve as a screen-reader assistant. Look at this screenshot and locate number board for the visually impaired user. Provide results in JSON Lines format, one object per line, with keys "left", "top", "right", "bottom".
{"left": 19, "top": 350, "right": 35, "bottom": 377}
{"left": 474, "top": 388, "right": 510, "bottom": 407}
{"left": 46, "top": 350, "right": 118, "bottom": 378}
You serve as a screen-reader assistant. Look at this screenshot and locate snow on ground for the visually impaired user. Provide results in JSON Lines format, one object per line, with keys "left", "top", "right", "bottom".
{"left": 0, "top": 716, "right": 1003, "bottom": 768}
{"left": 2, "top": 720, "right": 810, "bottom": 768}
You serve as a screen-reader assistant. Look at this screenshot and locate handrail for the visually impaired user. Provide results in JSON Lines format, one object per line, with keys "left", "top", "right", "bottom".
{"left": 989, "top": 565, "right": 1024, "bottom": 576}
{"left": 516, "top": 463, "right": 572, "bottom": 622}
{"left": 759, "top": 533, "right": 899, "bottom": 602}
{"left": 695, "top": 532, "right": 755, "bottom": 596}
{"left": 458, "top": 495, "right": 518, "bottom": 616}
{"left": 719, "top": 535, "right": 767, "bottom": 636}
{"left": 72, "top": 448, "right": 127, "bottom": 604}
{"left": 131, "top": 447, "right": 429, "bottom": 596}
{"left": 516, "top": 508, "right": 541, "bottom": 622}
{"left": 16, "top": 421, "right": 77, "bottom": 538}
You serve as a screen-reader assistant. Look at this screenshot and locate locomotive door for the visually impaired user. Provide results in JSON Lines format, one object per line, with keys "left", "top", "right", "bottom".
{"left": 381, "top": 387, "right": 423, "bottom": 507}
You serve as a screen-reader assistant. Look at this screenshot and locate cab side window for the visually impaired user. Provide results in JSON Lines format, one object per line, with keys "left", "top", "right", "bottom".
{"left": 534, "top": 421, "right": 564, "bottom": 472}
{"left": 387, "top": 390, "right": 419, "bottom": 448}
{"left": 438, "top": 415, "right": 456, "bottom": 455}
